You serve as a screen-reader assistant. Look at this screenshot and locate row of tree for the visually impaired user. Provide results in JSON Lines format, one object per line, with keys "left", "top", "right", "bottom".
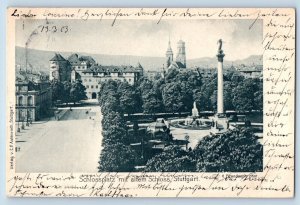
{"left": 50, "top": 79, "right": 87, "bottom": 105}
{"left": 98, "top": 80, "right": 136, "bottom": 171}
{"left": 101, "top": 68, "right": 263, "bottom": 116}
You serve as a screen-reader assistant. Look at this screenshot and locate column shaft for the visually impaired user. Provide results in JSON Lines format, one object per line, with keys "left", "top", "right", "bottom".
{"left": 217, "top": 57, "right": 224, "bottom": 114}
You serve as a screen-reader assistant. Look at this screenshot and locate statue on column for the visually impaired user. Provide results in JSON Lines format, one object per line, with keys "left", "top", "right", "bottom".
{"left": 217, "top": 39, "right": 225, "bottom": 62}
{"left": 217, "top": 39, "right": 223, "bottom": 54}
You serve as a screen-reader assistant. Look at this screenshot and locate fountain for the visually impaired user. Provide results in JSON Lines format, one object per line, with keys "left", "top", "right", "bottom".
{"left": 170, "top": 39, "right": 228, "bottom": 132}
{"left": 192, "top": 101, "right": 199, "bottom": 118}
{"left": 170, "top": 101, "right": 212, "bottom": 130}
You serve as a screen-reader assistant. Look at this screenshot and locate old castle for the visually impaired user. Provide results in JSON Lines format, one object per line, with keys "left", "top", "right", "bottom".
{"left": 49, "top": 53, "right": 144, "bottom": 99}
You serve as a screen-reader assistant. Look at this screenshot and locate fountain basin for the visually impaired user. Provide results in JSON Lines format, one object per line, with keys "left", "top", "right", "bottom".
{"left": 170, "top": 118, "right": 212, "bottom": 130}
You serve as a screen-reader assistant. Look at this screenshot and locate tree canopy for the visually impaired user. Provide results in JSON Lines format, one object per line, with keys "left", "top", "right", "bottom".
{"left": 193, "top": 128, "right": 263, "bottom": 172}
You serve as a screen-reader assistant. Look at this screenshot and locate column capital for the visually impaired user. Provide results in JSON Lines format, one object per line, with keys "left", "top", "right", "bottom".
{"left": 216, "top": 52, "right": 225, "bottom": 62}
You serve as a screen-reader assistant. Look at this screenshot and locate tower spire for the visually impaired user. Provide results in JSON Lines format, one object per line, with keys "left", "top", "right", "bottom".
{"left": 165, "top": 35, "right": 173, "bottom": 69}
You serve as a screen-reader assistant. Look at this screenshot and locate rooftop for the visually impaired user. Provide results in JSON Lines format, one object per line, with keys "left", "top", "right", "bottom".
{"left": 83, "top": 64, "right": 143, "bottom": 73}
{"left": 50, "top": 53, "right": 67, "bottom": 61}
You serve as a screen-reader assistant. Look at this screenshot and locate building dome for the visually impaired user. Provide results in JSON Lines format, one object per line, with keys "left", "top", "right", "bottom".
{"left": 177, "top": 39, "right": 185, "bottom": 45}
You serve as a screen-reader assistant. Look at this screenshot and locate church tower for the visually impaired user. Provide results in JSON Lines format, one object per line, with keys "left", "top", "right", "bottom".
{"left": 176, "top": 39, "right": 186, "bottom": 68}
{"left": 165, "top": 39, "right": 173, "bottom": 69}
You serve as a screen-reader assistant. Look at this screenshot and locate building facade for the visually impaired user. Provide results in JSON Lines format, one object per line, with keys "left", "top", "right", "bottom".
{"left": 81, "top": 63, "right": 143, "bottom": 99}
{"left": 16, "top": 71, "right": 52, "bottom": 122}
{"left": 49, "top": 53, "right": 144, "bottom": 99}
{"left": 236, "top": 64, "right": 263, "bottom": 79}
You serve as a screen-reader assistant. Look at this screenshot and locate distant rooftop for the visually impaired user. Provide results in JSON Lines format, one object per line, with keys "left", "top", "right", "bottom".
{"left": 50, "top": 53, "right": 67, "bottom": 61}
{"left": 83, "top": 64, "right": 143, "bottom": 73}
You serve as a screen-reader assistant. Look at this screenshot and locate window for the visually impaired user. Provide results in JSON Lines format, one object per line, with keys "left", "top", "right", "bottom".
{"left": 86, "top": 85, "right": 89, "bottom": 89}
{"left": 18, "top": 96, "right": 23, "bottom": 106}
{"left": 89, "top": 79, "right": 92, "bottom": 82}
{"left": 84, "top": 79, "right": 87, "bottom": 82}
{"left": 96, "top": 85, "right": 98, "bottom": 89}
{"left": 129, "top": 79, "right": 132, "bottom": 82}
{"left": 27, "top": 96, "right": 33, "bottom": 106}
{"left": 91, "top": 85, "right": 94, "bottom": 89}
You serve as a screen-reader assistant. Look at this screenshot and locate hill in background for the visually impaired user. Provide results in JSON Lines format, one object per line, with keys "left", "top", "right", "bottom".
{"left": 15, "top": 46, "right": 262, "bottom": 74}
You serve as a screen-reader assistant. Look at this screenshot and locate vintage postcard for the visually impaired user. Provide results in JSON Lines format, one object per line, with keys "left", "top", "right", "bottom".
{"left": 6, "top": 8, "right": 295, "bottom": 197}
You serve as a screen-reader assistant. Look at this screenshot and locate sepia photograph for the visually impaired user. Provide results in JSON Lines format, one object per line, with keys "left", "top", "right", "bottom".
{"left": 14, "top": 18, "right": 264, "bottom": 173}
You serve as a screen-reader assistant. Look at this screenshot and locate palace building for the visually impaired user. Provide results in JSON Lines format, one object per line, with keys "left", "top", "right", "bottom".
{"left": 49, "top": 53, "right": 144, "bottom": 99}
{"left": 15, "top": 70, "right": 52, "bottom": 122}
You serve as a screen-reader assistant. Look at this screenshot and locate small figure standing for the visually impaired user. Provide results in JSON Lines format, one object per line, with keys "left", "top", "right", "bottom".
{"left": 217, "top": 39, "right": 223, "bottom": 53}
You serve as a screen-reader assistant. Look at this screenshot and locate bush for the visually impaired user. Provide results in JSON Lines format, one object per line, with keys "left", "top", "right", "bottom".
{"left": 144, "top": 146, "right": 196, "bottom": 172}
{"left": 194, "top": 128, "right": 263, "bottom": 172}
{"left": 98, "top": 143, "right": 136, "bottom": 172}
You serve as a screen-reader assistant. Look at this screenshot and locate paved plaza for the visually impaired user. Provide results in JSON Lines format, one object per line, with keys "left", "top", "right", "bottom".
{"left": 15, "top": 100, "right": 103, "bottom": 173}
{"left": 170, "top": 127, "right": 212, "bottom": 149}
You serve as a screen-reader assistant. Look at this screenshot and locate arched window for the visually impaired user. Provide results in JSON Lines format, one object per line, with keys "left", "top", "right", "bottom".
{"left": 18, "top": 96, "right": 23, "bottom": 106}
{"left": 28, "top": 96, "right": 33, "bottom": 106}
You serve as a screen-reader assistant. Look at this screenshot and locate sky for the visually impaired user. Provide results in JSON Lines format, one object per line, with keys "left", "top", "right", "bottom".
{"left": 16, "top": 19, "right": 263, "bottom": 61}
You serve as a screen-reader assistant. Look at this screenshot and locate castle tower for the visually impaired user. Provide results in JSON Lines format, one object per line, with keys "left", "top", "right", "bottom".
{"left": 176, "top": 39, "right": 186, "bottom": 68}
{"left": 165, "top": 39, "right": 173, "bottom": 68}
{"left": 49, "top": 53, "right": 62, "bottom": 81}
{"left": 49, "top": 53, "right": 70, "bottom": 82}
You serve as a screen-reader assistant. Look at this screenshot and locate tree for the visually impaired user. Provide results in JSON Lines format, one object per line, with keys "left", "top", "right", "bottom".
{"left": 118, "top": 82, "right": 137, "bottom": 115}
{"left": 144, "top": 146, "right": 196, "bottom": 172}
{"left": 194, "top": 128, "right": 263, "bottom": 172}
{"left": 232, "top": 78, "right": 256, "bottom": 112}
{"left": 254, "top": 90, "right": 263, "bottom": 111}
{"left": 98, "top": 143, "right": 136, "bottom": 172}
{"left": 50, "top": 80, "right": 64, "bottom": 103}
{"left": 69, "top": 80, "right": 87, "bottom": 105}
{"left": 193, "top": 89, "right": 206, "bottom": 112}
{"left": 137, "top": 78, "right": 164, "bottom": 114}
{"left": 162, "top": 82, "right": 185, "bottom": 114}
{"left": 165, "top": 68, "right": 180, "bottom": 83}
{"left": 62, "top": 81, "right": 71, "bottom": 105}
{"left": 253, "top": 80, "right": 263, "bottom": 111}
{"left": 223, "top": 81, "right": 234, "bottom": 111}
{"left": 142, "top": 89, "right": 163, "bottom": 114}
{"left": 210, "top": 90, "right": 218, "bottom": 111}
{"left": 98, "top": 80, "right": 119, "bottom": 106}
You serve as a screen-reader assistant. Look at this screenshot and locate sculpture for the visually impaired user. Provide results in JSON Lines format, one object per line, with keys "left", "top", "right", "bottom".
{"left": 217, "top": 39, "right": 223, "bottom": 53}
{"left": 192, "top": 101, "right": 199, "bottom": 118}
